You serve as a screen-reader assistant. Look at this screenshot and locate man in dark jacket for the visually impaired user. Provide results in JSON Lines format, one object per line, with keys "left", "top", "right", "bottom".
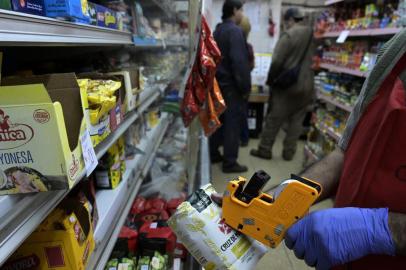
{"left": 209, "top": 0, "right": 251, "bottom": 173}
{"left": 250, "top": 8, "right": 314, "bottom": 161}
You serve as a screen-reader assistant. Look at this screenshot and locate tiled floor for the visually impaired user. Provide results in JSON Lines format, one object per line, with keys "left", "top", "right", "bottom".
{"left": 211, "top": 132, "right": 333, "bottom": 270}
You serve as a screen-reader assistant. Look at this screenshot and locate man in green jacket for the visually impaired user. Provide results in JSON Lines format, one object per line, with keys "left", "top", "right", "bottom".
{"left": 251, "top": 8, "right": 314, "bottom": 161}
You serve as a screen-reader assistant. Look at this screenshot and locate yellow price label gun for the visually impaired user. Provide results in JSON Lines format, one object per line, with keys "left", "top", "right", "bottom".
{"left": 222, "top": 170, "right": 322, "bottom": 248}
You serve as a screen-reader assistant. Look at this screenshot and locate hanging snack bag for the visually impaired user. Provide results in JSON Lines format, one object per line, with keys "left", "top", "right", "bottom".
{"left": 210, "top": 78, "right": 226, "bottom": 116}
{"left": 199, "top": 91, "right": 221, "bottom": 136}
{"left": 180, "top": 75, "right": 200, "bottom": 127}
{"left": 201, "top": 16, "right": 222, "bottom": 65}
{"left": 168, "top": 184, "right": 267, "bottom": 270}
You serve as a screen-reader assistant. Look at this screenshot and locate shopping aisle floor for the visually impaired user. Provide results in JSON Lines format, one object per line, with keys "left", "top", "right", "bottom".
{"left": 211, "top": 132, "right": 333, "bottom": 270}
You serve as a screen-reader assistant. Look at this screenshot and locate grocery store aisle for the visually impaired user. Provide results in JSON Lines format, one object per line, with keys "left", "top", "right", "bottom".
{"left": 211, "top": 132, "right": 333, "bottom": 270}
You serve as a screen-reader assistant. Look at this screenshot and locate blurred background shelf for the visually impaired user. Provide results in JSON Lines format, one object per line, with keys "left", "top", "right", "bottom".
{"left": 319, "top": 63, "right": 368, "bottom": 77}
{"left": 317, "top": 91, "right": 354, "bottom": 113}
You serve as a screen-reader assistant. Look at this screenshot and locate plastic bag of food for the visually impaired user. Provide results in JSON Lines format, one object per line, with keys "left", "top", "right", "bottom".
{"left": 201, "top": 16, "right": 222, "bottom": 65}
{"left": 168, "top": 184, "right": 267, "bottom": 270}
{"left": 199, "top": 91, "right": 221, "bottom": 136}
{"left": 211, "top": 78, "right": 226, "bottom": 116}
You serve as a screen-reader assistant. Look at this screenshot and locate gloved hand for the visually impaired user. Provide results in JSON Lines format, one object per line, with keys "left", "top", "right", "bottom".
{"left": 285, "top": 208, "right": 395, "bottom": 270}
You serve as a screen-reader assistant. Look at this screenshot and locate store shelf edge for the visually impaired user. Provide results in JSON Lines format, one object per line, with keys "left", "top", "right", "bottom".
{"left": 319, "top": 63, "right": 368, "bottom": 78}
{"left": 86, "top": 114, "right": 171, "bottom": 270}
{"left": 317, "top": 92, "right": 354, "bottom": 112}
{"left": 0, "top": 88, "right": 161, "bottom": 267}
{"left": 0, "top": 9, "right": 132, "bottom": 45}
{"left": 321, "top": 27, "right": 401, "bottom": 38}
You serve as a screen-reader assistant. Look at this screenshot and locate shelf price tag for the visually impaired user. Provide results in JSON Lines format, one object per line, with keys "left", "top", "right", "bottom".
{"left": 81, "top": 129, "right": 98, "bottom": 176}
{"left": 336, "top": 30, "right": 350, "bottom": 43}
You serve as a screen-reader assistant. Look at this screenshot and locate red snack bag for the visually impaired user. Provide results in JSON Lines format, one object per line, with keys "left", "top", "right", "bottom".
{"left": 199, "top": 91, "right": 222, "bottom": 136}
{"left": 117, "top": 226, "right": 138, "bottom": 254}
{"left": 167, "top": 198, "right": 184, "bottom": 211}
{"left": 139, "top": 221, "right": 176, "bottom": 254}
{"left": 210, "top": 78, "right": 226, "bottom": 116}
{"left": 181, "top": 75, "right": 201, "bottom": 127}
{"left": 131, "top": 196, "right": 146, "bottom": 215}
{"left": 134, "top": 210, "right": 170, "bottom": 226}
{"left": 199, "top": 34, "right": 217, "bottom": 92}
{"left": 145, "top": 198, "right": 167, "bottom": 212}
{"left": 191, "top": 63, "right": 207, "bottom": 105}
{"left": 201, "top": 16, "right": 221, "bottom": 64}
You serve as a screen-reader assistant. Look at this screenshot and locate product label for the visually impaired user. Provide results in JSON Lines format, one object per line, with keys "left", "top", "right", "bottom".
{"left": 188, "top": 189, "right": 212, "bottom": 212}
{"left": 81, "top": 129, "right": 98, "bottom": 176}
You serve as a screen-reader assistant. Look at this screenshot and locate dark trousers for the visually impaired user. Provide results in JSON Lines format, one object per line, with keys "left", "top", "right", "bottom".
{"left": 210, "top": 96, "right": 245, "bottom": 167}
{"left": 240, "top": 101, "right": 249, "bottom": 144}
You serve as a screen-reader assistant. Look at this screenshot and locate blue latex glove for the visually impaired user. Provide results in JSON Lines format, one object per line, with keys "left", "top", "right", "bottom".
{"left": 285, "top": 208, "right": 395, "bottom": 270}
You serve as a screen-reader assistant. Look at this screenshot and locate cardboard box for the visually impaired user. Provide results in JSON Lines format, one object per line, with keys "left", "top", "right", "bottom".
{"left": 5, "top": 199, "right": 95, "bottom": 269}
{"left": 44, "top": 0, "right": 90, "bottom": 23}
{"left": 90, "top": 2, "right": 117, "bottom": 29}
{"left": 0, "top": 73, "right": 88, "bottom": 195}
{"left": 11, "top": 0, "right": 45, "bottom": 16}
{"left": 107, "top": 68, "right": 141, "bottom": 113}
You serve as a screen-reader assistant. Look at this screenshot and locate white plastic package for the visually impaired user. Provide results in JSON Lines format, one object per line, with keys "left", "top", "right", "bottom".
{"left": 168, "top": 184, "right": 268, "bottom": 270}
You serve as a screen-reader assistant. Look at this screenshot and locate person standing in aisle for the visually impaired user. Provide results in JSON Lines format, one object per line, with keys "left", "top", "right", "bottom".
{"left": 209, "top": 0, "right": 251, "bottom": 173}
{"left": 238, "top": 16, "right": 255, "bottom": 147}
{"left": 250, "top": 8, "right": 314, "bottom": 161}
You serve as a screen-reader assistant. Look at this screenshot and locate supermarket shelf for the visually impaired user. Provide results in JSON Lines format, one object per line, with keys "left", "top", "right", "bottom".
{"left": 0, "top": 9, "right": 132, "bottom": 46}
{"left": 320, "top": 63, "right": 368, "bottom": 78}
{"left": 321, "top": 27, "right": 401, "bottom": 38}
{"left": 87, "top": 113, "right": 171, "bottom": 270}
{"left": 317, "top": 91, "right": 354, "bottom": 113}
{"left": 325, "top": 0, "right": 343, "bottom": 5}
{"left": 0, "top": 87, "right": 161, "bottom": 266}
{"left": 316, "top": 121, "right": 342, "bottom": 142}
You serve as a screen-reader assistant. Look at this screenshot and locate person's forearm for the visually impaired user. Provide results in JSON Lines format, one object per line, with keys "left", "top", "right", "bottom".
{"left": 301, "top": 148, "right": 344, "bottom": 201}
{"left": 389, "top": 212, "right": 406, "bottom": 256}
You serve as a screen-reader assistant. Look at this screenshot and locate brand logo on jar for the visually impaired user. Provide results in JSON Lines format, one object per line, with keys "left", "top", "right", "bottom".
{"left": 0, "top": 109, "right": 34, "bottom": 150}
{"left": 33, "top": 109, "right": 50, "bottom": 124}
{"left": 218, "top": 219, "right": 232, "bottom": 235}
{"left": 3, "top": 254, "right": 40, "bottom": 270}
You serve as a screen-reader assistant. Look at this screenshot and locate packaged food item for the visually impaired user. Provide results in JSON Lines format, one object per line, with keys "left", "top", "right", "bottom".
{"left": 168, "top": 184, "right": 268, "bottom": 270}
{"left": 199, "top": 91, "right": 221, "bottom": 136}
{"left": 180, "top": 75, "right": 201, "bottom": 127}
{"left": 11, "top": 0, "right": 45, "bottom": 16}
{"left": 145, "top": 198, "right": 167, "bottom": 212}
{"left": 0, "top": 73, "right": 87, "bottom": 195}
{"left": 95, "top": 3, "right": 118, "bottom": 29}
{"left": 45, "top": 0, "right": 90, "bottom": 23}
{"left": 201, "top": 16, "right": 222, "bottom": 65}
{"left": 138, "top": 221, "right": 176, "bottom": 256}
{"left": 107, "top": 258, "right": 119, "bottom": 270}
{"left": 150, "top": 251, "right": 167, "bottom": 270}
{"left": 131, "top": 196, "right": 147, "bottom": 215}
{"left": 5, "top": 198, "right": 95, "bottom": 269}
{"left": 210, "top": 78, "right": 226, "bottom": 116}
{"left": 95, "top": 142, "right": 122, "bottom": 189}
{"left": 199, "top": 34, "right": 217, "bottom": 92}
{"left": 112, "top": 226, "right": 139, "bottom": 258}
{"left": 0, "top": 0, "right": 11, "bottom": 10}
{"left": 137, "top": 256, "right": 150, "bottom": 270}
{"left": 118, "top": 258, "right": 136, "bottom": 270}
